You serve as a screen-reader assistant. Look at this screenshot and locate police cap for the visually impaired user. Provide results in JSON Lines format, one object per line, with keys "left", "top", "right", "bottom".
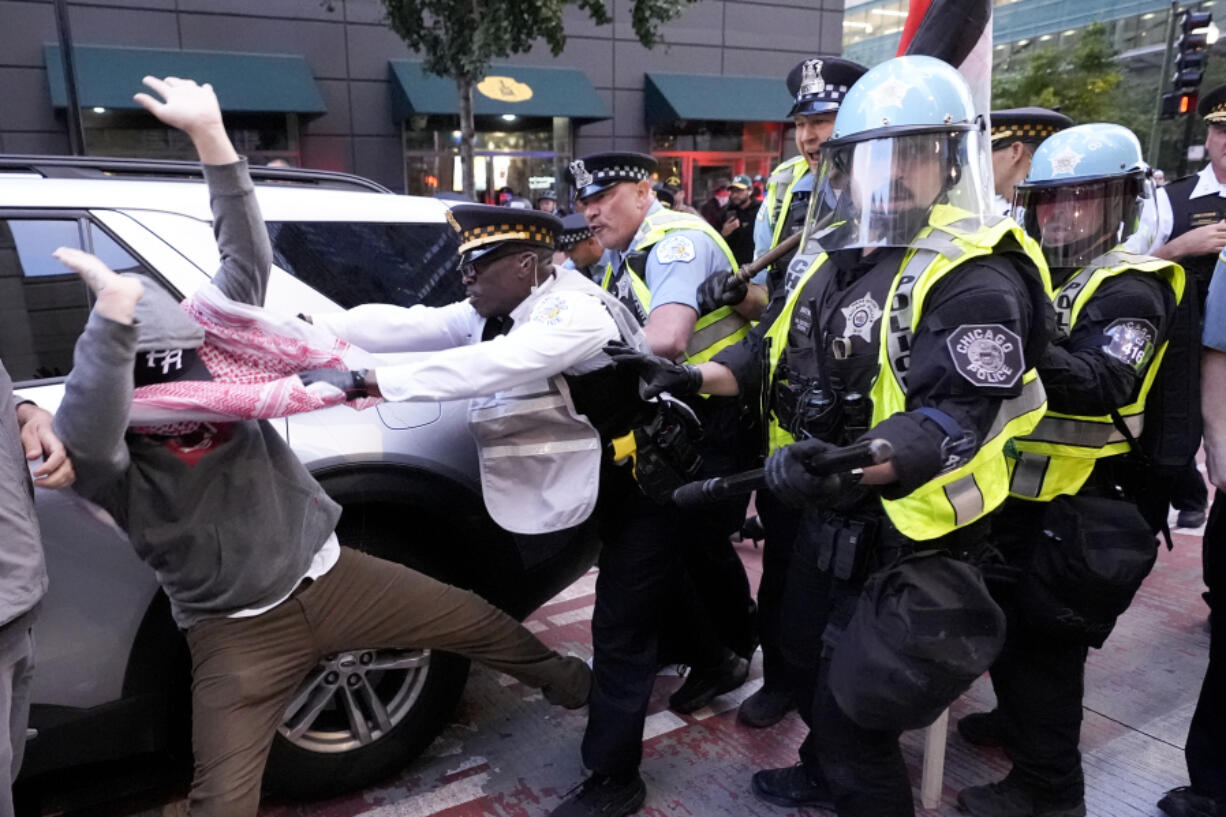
{"left": 565, "top": 152, "right": 658, "bottom": 201}
{"left": 786, "top": 56, "right": 868, "bottom": 118}
{"left": 448, "top": 203, "right": 561, "bottom": 263}
{"left": 990, "top": 107, "right": 1073, "bottom": 149}
{"left": 556, "top": 213, "right": 594, "bottom": 250}
{"left": 1199, "top": 83, "right": 1226, "bottom": 124}
{"left": 653, "top": 183, "right": 676, "bottom": 208}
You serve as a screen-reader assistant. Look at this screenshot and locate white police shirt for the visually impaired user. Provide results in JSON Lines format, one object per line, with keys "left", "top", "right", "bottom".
{"left": 1127, "top": 164, "right": 1226, "bottom": 254}
{"left": 311, "top": 269, "right": 622, "bottom": 402}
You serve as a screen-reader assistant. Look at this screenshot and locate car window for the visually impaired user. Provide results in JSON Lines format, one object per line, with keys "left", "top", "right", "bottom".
{"left": 266, "top": 221, "right": 462, "bottom": 310}
{"left": 0, "top": 218, "right": 88, "bottom": 381}
{"left": 0, "top": 218, "right": 154, "bottom": 382}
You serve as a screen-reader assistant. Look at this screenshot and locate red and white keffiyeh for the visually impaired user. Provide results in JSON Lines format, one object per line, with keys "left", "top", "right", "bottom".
{"left": 131, "top": 284, "right": 381, "bottom": 435}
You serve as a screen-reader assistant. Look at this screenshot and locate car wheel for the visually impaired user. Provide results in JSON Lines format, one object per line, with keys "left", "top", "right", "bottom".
{"left": 262, "top": 496, "right": 473, "bottom": 799}
{"left": 263, "top": 645, "right": 469, "bottom": 799}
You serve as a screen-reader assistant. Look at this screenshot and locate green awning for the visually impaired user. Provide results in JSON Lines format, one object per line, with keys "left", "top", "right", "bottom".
{"left": 44, "top": 44, "right": 326, "bottom": 113}
{"left": 645, "top": 72, "right": 792, "bottom": 125}
{"left": 389, "top": 61, "right": 607, "bottom": 120}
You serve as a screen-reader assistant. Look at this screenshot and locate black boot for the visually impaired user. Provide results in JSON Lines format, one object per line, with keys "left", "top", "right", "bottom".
{"left": 1158, "top": 786, "right": 1225, "bottom": 817}
{"left": 550, "top": 773, "right": 647, "bottom": 817}
{"left": 957, "top": 709, "right": 1007, "bottom": 747}
{"left": 957, "top": 777, "right": 1085, "bottom": 817}
{"left": 737, "top": 684, "right": 796, "bottom": 727}
{"left": 668, "top": 649, "right": 749, "bottom": 714}
{"left": 750, "top": 763, "right": 834, "bottom": 809}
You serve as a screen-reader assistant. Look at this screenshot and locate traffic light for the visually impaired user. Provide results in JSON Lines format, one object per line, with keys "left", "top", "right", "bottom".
{"left": 1162, "top": 10, "right": 1212, "bottom": 119}
{"left": 1174, "top": 11, "right": 1212, "bottom": 93}
{"left": 1162, "top": 91, "right": 1199, "bottom": 118}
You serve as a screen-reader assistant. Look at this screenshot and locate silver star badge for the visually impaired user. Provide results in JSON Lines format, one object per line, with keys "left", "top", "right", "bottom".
{"left": 569, "top": 159, "right": 593, "bottom": 189}
{"left": 868, "top": 76, "right": 912, "bottom": 110}
{"left": 840, "top": 293, "right": 882, "bottom": 343}
{"left": 1049, "top": 146, "right": 1084, "bottom": 176}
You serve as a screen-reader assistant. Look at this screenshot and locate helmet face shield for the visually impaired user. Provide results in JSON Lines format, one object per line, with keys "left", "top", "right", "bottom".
{"left": 1015, "top": 173, "right": 1153, "bottom": 268}
{"left": 803, "top": 127, "right": 994, "bottom": 252}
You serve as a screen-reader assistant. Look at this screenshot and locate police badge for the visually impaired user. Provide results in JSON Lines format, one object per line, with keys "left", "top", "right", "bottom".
{"left": 569, "top": 159, "right": 593, "bottom": 189}
{"left": 799, "top": 59, "right": 826, "bottom": 97}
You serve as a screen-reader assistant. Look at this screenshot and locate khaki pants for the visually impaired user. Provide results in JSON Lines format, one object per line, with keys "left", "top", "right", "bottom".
{"left": 184, "top": 547, "right": 589, "bottom": 817}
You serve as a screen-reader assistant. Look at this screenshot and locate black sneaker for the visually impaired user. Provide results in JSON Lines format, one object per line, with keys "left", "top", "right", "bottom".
{"left": 737, "top": 684, "right": 796, "bottom": 728}
{"left": 957, "top": 709, "right": 1006, "bottom": 747}
{"left": 751, "top": 763, "right": 834, "bottom": 809}
{"left": 668, "top": 650, "right": 749, "bottom": 714}
{"left": 957, "top": 778, "right": 1085, "bottom": 817}
{"left": 1158, "top": 786, "right": 1224, "bottom": 817}
{"left": 550, "top": 773, "right": 647, "bottom": 817}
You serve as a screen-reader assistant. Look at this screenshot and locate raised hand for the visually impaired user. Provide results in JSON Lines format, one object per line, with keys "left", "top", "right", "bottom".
{"left": 133, "top": 76, "right": 238, "bottom": 165}
{"left": 52, "top": 247, "right": 143, "bottom": 324}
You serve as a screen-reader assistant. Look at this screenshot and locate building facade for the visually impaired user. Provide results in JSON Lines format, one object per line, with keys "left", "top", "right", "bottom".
{"left": 844, "top": 0, "right": 1217, "bottom": 76}
{"left": 1, "top": 0, "right": 843, "bottom": 203}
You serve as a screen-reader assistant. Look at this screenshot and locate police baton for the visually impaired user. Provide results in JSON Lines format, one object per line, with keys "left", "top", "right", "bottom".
{"left": 672, "top": 438, "right": 894, "bottom": 508}
{"left": 732, "top": 231, "right": 803, "bottom": 283}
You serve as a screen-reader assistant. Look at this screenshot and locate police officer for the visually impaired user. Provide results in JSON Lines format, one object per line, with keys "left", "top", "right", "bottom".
{"left": 1127, "top": 84, "right": 1226, "bottom": 531}
{"left": 556, "top": 212, "right": 602, "bottom": 282}
{"left": 693, "top": 55, "right": 870, "bottom": 730}
{"left": 753, "top": 55, "right": 868, "bottom": 300}
{"left": 957, "top": 124, "right": 1181, "bottom": 817}
{"left": 989, "top": 107, "right": 1073, "bottom": 217}
{"left": 611, "top": 56, "right": 1051, "bottom": 815}
{"left": 550, "top": 152, "right": 757, "bottom": 816}
{"left": 1164, "top": 245, "right": 1226, "bottom": 817}
{"left": 536, "top": 188, "right": 560, "bottom": 214}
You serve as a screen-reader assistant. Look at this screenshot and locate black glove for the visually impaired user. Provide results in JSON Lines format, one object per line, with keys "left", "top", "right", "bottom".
{"left": 696, "top": 271, "right": 748, "bottom": 315}
{"left": 765, "top": 438, "right": 857, "bottom": 509}
{"left": 604, "top": 341, "right": 702, "bottom": 399}
{"left": 298, "top": 368, "right": 369, "bottom": 399}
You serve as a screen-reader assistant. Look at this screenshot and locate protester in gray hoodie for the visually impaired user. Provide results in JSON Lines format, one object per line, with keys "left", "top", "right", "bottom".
{"left": 0, "top": 376, "right": 73, "bottom": 817}
{"left": 51, "top": 76, "right": 589, "bottom": 817}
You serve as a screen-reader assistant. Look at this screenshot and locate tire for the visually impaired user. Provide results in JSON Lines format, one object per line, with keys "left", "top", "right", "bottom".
{"left": 263, "top": 492, "right": 474, "bottom": 800}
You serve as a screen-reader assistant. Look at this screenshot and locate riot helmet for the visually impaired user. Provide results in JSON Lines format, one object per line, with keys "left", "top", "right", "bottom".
{"left": 1014, "top": 123, "right": 1154, "bottom": 270}
{"left": 803, "top": 56, "right": 994, "bottom": 253}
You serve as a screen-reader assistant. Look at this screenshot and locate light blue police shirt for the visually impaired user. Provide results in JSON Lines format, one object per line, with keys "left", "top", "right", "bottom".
{"left": 597, "top": 200, "right": 730, "bottom": 313}
{"left": 1205, "top": 249, "right": 1226, "bottom": 352}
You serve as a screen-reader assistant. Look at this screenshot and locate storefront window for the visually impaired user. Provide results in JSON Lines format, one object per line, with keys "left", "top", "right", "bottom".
{"left": 82, "top": 109, "right": 299, "bottom": 166}
{"left": 652, "top": 121, "right": 781, "bottom": 154}
{"left": 402, "top": 114, "right": 571, "bottom": 201}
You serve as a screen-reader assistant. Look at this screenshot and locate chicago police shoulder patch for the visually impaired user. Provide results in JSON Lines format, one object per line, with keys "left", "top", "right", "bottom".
{"left": 654, "top": 234, "right": 696, "bottom": 264}
{"left": 1102, "top": 317, "right": 1156, "bottom": 371}
{"left": 530, "top": 294, "right": 573, "bottom": 328}
{"left": 946, "top": 324, "right": 1024, "bottom": 388}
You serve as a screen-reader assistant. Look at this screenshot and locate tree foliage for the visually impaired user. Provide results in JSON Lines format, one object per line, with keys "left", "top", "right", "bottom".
{"left": 381, "top": 0, "right": 700, "bottom": 197}
{"left": 993, "top": 23, "right": 1123, "bottom": 123}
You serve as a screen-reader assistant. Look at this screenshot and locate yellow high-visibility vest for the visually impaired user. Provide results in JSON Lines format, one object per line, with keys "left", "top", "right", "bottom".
{"left": 1009, "top": 249, "right": 1184, "bottom": 501}
{"left": 763, "top": 205, "right": 1051, "bottom": 540}
{"left": 601, "top": 208, "right": 750, "bottom": 364}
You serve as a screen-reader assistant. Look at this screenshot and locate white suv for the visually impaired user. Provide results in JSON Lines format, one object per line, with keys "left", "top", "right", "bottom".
{"left": 0, "top": 156, "right": 599, "bottom": 805}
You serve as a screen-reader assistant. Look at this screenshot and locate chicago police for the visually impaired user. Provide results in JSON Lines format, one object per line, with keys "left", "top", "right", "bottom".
{"left": 1126, "top": 83, "right": 1226, "bottom": 530}
{"left": 556, "top": 212, "right": 603, "bottom": 282}
{"left": 753, "top": 55, "right": 868, "bottom": 299}
{"left": 989, "top": 107, "right": 1073, "bottom": 217}
{"left": 1164, "top": 216, "right": 1226, "bottom": 817}
{"left": 556, "top": 152, "right": 756, "bottom": 816}
{"left": 957, "top": 124, "right": 1182, "bottom": 817}
{"left": 613, "top": 55, "right": 1051, "bottom": 815}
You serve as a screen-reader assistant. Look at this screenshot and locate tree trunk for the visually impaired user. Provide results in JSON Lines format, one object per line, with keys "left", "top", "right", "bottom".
{"left": 458, "top": 74, "right": 476, "bottom": 201}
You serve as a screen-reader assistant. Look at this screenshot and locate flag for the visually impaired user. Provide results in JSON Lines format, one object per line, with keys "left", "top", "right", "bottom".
{"left": 897, "top": 0, "right": 993, "bottom": 115}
